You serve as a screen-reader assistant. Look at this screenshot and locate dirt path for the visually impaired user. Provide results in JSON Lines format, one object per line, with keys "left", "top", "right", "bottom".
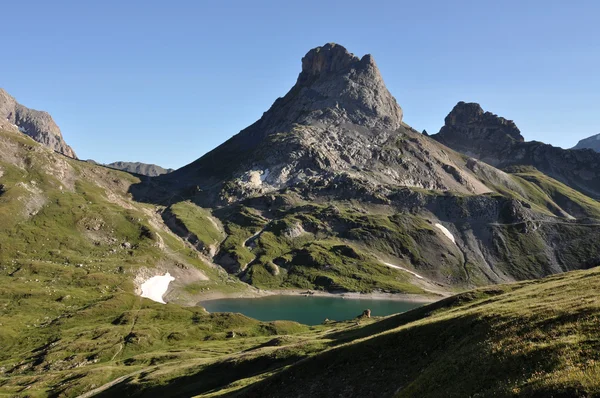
{"left": 75, "top": 368, "right": 147, "bottom": 398}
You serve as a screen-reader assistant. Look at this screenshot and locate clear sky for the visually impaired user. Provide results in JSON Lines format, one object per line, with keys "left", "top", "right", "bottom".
{"left": 2, "top": 0, "right": 598, "bottom": 169}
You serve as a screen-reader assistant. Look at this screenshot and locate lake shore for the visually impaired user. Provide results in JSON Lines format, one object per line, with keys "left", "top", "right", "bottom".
{"left": 194, "top": 287, "right": 445, "bottom": 304}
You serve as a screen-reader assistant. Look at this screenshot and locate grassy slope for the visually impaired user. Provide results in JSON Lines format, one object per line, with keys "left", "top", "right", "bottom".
{"left": 169, "top": 201, "right": 224, "bottom": 248}
{"left": 212, "top": 202, "right": 437, "bottom": 294}
{"left": 512, "top": 169, "right": 600, "bottom": 219}
{"left": 494, "top": 166, "right": 600, "bottom": 219}
{"left": 60, "top": 267, "right": 600, "bottom": 398}
{"left": 0, "top": 289, "right": 318, "bottom": 397}
{"left": 237, "top": 267, "right": 600, "bottom": 398}
{"left": 0, "top": 130, "right": 259, "bottom": 396}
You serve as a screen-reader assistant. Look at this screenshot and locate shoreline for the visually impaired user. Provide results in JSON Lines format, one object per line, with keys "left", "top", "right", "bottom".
{"left": 193, "top": 288, "right": 443, "bottom": 304}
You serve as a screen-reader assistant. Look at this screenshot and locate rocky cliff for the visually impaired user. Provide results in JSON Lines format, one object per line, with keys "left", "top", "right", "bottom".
{"left": 432, "top": 101, "right": 600, "bottom": 199}
{"left": 0, "top": 88, "right": 76, "bottom": 158}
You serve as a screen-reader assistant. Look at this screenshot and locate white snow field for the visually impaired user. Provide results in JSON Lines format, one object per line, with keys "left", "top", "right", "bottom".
{"left": 140, "top": 272, "right": 175, "bottom": 304}
{"left": 434, "top": 223, "right": 456, "bottom": 244}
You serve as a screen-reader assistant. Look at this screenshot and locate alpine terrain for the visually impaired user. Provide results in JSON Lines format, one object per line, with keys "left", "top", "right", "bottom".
{"left": 1, "top": 43, "right": 600, "bottom": 397}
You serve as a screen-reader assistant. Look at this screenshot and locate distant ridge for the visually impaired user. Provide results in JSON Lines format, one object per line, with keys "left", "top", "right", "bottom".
{"left": 573, "top": 132, "right": 600, "bottom": 152}
{"left": 87, "top": 160, "right": 174, "bottom": 176}
{"left": 106, "top": 161, "right": 173, "bottom": 177}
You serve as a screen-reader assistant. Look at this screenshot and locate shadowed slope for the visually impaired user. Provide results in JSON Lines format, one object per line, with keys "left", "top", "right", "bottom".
{"left": 235, "top": 268, "right": 600, "bottom": 398}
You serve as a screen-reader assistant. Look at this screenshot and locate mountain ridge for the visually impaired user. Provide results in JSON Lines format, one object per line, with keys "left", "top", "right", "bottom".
{"left": 432, "top": 101, "right": 600, "bottom": 199}
{"left": 0, "top": 88, "right": 76, "bottom": 158}
{"left": 152, "top": 45, "right": 510, "bottom": 207}
{"left": 573, "top": 132, "right": 600, "bottom": 152}
{"left": 86, "top": 160, "right": 174, "bottom": 176}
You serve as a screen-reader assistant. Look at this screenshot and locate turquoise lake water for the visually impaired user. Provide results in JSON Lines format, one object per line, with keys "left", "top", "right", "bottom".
{"left": 200, "top": 295, "right": 424, "bottom": 325}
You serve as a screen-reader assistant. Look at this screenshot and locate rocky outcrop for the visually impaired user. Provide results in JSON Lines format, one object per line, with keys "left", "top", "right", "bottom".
{"left": 573, "top": 133, "right": 600, "bottom": 152}
{"left": 0, "top": 88, "right": 76, "bottom": 158}
{"left": 293, "top": 43, "right": 403, "bottom": 129}
{"left": 106, "top": 161, "right": 173, "bottom": 177}
{"left": 432, "top": 102, "right": 600, "bottom": 199}
{"left": 431, "top": 101, "right": 524, "bottom": 163}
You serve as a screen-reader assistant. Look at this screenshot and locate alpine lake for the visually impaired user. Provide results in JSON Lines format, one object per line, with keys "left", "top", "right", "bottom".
{"left": 200, "top": 295, "right": 425, "bottom": 326}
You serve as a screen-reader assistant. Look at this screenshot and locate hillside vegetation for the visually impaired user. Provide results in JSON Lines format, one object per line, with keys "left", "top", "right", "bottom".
{"left": 43, "top": 266, "right": 600, "bottom": 398}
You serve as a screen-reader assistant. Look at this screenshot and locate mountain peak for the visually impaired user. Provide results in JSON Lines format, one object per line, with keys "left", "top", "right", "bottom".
{"left": 270, "top": 43, "right": 403, "bottom": 130}
{"left": 442, "top": 101, "right": 524, "bottom": 142}
{"left": 444, "top": 101, "right": 484, "bottom": 124}
{"left": 164, "top": 43, "right": 409, "bottom": 204}
{"left": 299, "top": 43, "right": 363, "bottom": 80}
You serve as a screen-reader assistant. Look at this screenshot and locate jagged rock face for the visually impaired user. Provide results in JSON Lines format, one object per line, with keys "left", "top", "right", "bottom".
{"left": 238, "top": 43, "right": 402, "bottom": 138}
{"left": 161, "top": 45, "right": 514, "bottom": 206}
{"left": 105, "top": 161, "right": 173, "bottom": 177}
{"left": 433, "top": 101, "right": 524, "bottom": 161}
{"left": 443, "top": 102, "right": 522, "bottom": 140}
{"left": 573, "top": 133, "right": 600, "bottom": 152}
{"left": 433, "top": 102, "right": 600, "bottom": 199}
{"left": 0, "top": 88, "right": 76, "bottom": 158}
{"left": 292, "top": 43, "right": 403, "bottom": 129}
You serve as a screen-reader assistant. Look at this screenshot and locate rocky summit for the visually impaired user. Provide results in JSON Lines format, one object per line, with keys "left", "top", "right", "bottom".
{"left": 0, "top": 88, "right": 76, "bottom": 158}
{"left": 432, "top": 101, "right": 600, "bottom": 199}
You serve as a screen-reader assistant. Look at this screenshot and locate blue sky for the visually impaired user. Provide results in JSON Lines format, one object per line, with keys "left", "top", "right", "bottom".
{"left": 2, "top": 0, "right": 598, "bottom": 168}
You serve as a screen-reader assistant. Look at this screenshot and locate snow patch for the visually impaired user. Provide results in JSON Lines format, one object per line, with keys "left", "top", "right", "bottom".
{"left": 382, "top": 262, "right": 424, "bottom": 279}
{"left": 140, "top": 272, "right": 175, "bottom": 304}
{"left": 435, "top": 223, "right": 456, "bottom": 244}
